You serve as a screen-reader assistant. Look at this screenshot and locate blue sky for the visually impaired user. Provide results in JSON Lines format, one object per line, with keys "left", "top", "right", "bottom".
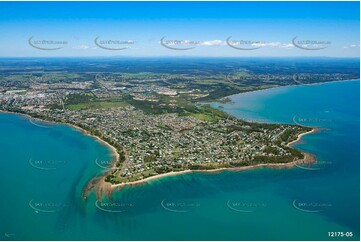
{"left": 0, "top": 1, "right": 359, "bottom": 57}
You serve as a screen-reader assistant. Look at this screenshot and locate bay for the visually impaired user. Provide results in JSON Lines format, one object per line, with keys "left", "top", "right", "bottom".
{"left": 0, "top": 80, "right": 359, "bottom": 240}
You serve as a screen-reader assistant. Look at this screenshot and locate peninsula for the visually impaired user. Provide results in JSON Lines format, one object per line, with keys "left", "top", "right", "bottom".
{"left": 0, "top": 58, "right": 356, "bottom": 188}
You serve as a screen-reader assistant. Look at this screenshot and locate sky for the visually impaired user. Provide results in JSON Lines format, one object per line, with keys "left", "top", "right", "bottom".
{"left": 0, "top": 1, "right": 359, "bottom": 57}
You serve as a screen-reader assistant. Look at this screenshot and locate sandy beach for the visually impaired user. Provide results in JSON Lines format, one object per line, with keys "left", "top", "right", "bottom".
{"left": 108, "top": 128, "right": 318, "bottom": 190}
{"left": 0, "top": 110, "right": 318, "bottom": 195}
{"left": 108, "top": 162, "right": 297, "bottom": 190}
{"left": 0, "top": 110, "right": 120, "bottom": 164}
{"left": 68, "top": 124, "right": 120, "bottom": 163}
{"left": 287, "top": 128, "right": 318, "bottom": 147}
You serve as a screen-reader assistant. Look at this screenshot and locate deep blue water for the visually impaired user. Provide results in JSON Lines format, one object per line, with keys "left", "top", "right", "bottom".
{"left": 0, "top": 80, "right": 359, "bottom": 240}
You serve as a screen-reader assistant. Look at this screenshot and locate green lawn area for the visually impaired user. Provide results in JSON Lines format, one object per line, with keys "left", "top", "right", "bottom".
{"left": 66, "top": 101, "right": 128, "bottom": 110}
{"left": 190, "top": 113, "right": 214, "bottom": 122}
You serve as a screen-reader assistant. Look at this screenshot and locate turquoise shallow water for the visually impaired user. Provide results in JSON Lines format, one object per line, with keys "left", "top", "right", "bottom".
{"left": 0, "top": 80, "right": 359, "bottom": 240}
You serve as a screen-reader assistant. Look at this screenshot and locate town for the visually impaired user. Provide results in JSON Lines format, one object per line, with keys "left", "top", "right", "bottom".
{"left": 0, "top": 68, "right": 322, "bottom": 184}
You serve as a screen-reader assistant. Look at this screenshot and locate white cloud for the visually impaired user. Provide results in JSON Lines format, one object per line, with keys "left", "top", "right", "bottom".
{"left": 280, "top": 43, "right": 294, "bottom": 48}
{"left": 251, "top": 42, "right": 294, "bottom": 48}
{"left": 72, "top": 45, "right": 97, "bottom": 50}
{"left": 343, "top": 44, "right": 359, "bottom": 49}
{"left": 160, "top": 39, "right": 226, "bottom": 47}
{"left": 200, "top": 40, "right": 225, "bottom": 46}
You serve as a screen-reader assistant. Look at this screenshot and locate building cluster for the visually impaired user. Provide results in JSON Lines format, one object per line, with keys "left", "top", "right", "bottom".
{"left": 0, "top": 73, "right": 308, "bottom": 183}
{"left": 8, "top": 103, "right": 301, "bottom": 182}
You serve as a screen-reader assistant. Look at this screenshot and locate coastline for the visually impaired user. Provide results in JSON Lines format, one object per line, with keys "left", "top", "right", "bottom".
{"left": 0, "top": 110, "right": 120, "bottom": 167}
{"left": 218, "top": 79, "right": 360, "bottom": 103}
{"left": 106, "top": 127, "right": 317, "bottom": 190}
{"left": 109, "top": 161, "right": 297, "bottom": 189}
{"left": 287, "top": 128, "right": 318, "bottom": 147}
{"left": 0, "top": 110, "right": 120, "bottom": 199}
{"left": 0, "top": 106, "right": 319, "bottom": 195}
{"left": 106, "top": 86, "right": 322, "bottom": 190}
{"left": 0, "top": 79, "right": 323, "bottom": 194}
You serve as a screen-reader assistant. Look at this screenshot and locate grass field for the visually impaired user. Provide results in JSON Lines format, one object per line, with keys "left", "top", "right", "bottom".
{"left": 66, "top": 101, "right": 128, "bottom": 110}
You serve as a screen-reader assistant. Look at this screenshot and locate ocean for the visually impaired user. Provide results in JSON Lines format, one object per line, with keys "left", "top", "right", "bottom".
{"left": 0, "top": 80, "right": 359, "bottom": 240}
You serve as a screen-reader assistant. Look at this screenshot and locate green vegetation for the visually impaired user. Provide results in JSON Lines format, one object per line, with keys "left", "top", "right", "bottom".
{"left": 189, "top": 104, "right": 229, "bottom": 122}
{"left": 67, "top": 101, "right": 128, "bottom": 110}
{"left": 65, "top": 93, "right": 94, "bottom": 105}
{"left": 2, "top": 61, "right": 335, "bottom": 185}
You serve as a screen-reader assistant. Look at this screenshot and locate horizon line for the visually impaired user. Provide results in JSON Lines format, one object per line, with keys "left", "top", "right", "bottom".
{"left": 0, "top": 56, "right": 359, "bottom": 59}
